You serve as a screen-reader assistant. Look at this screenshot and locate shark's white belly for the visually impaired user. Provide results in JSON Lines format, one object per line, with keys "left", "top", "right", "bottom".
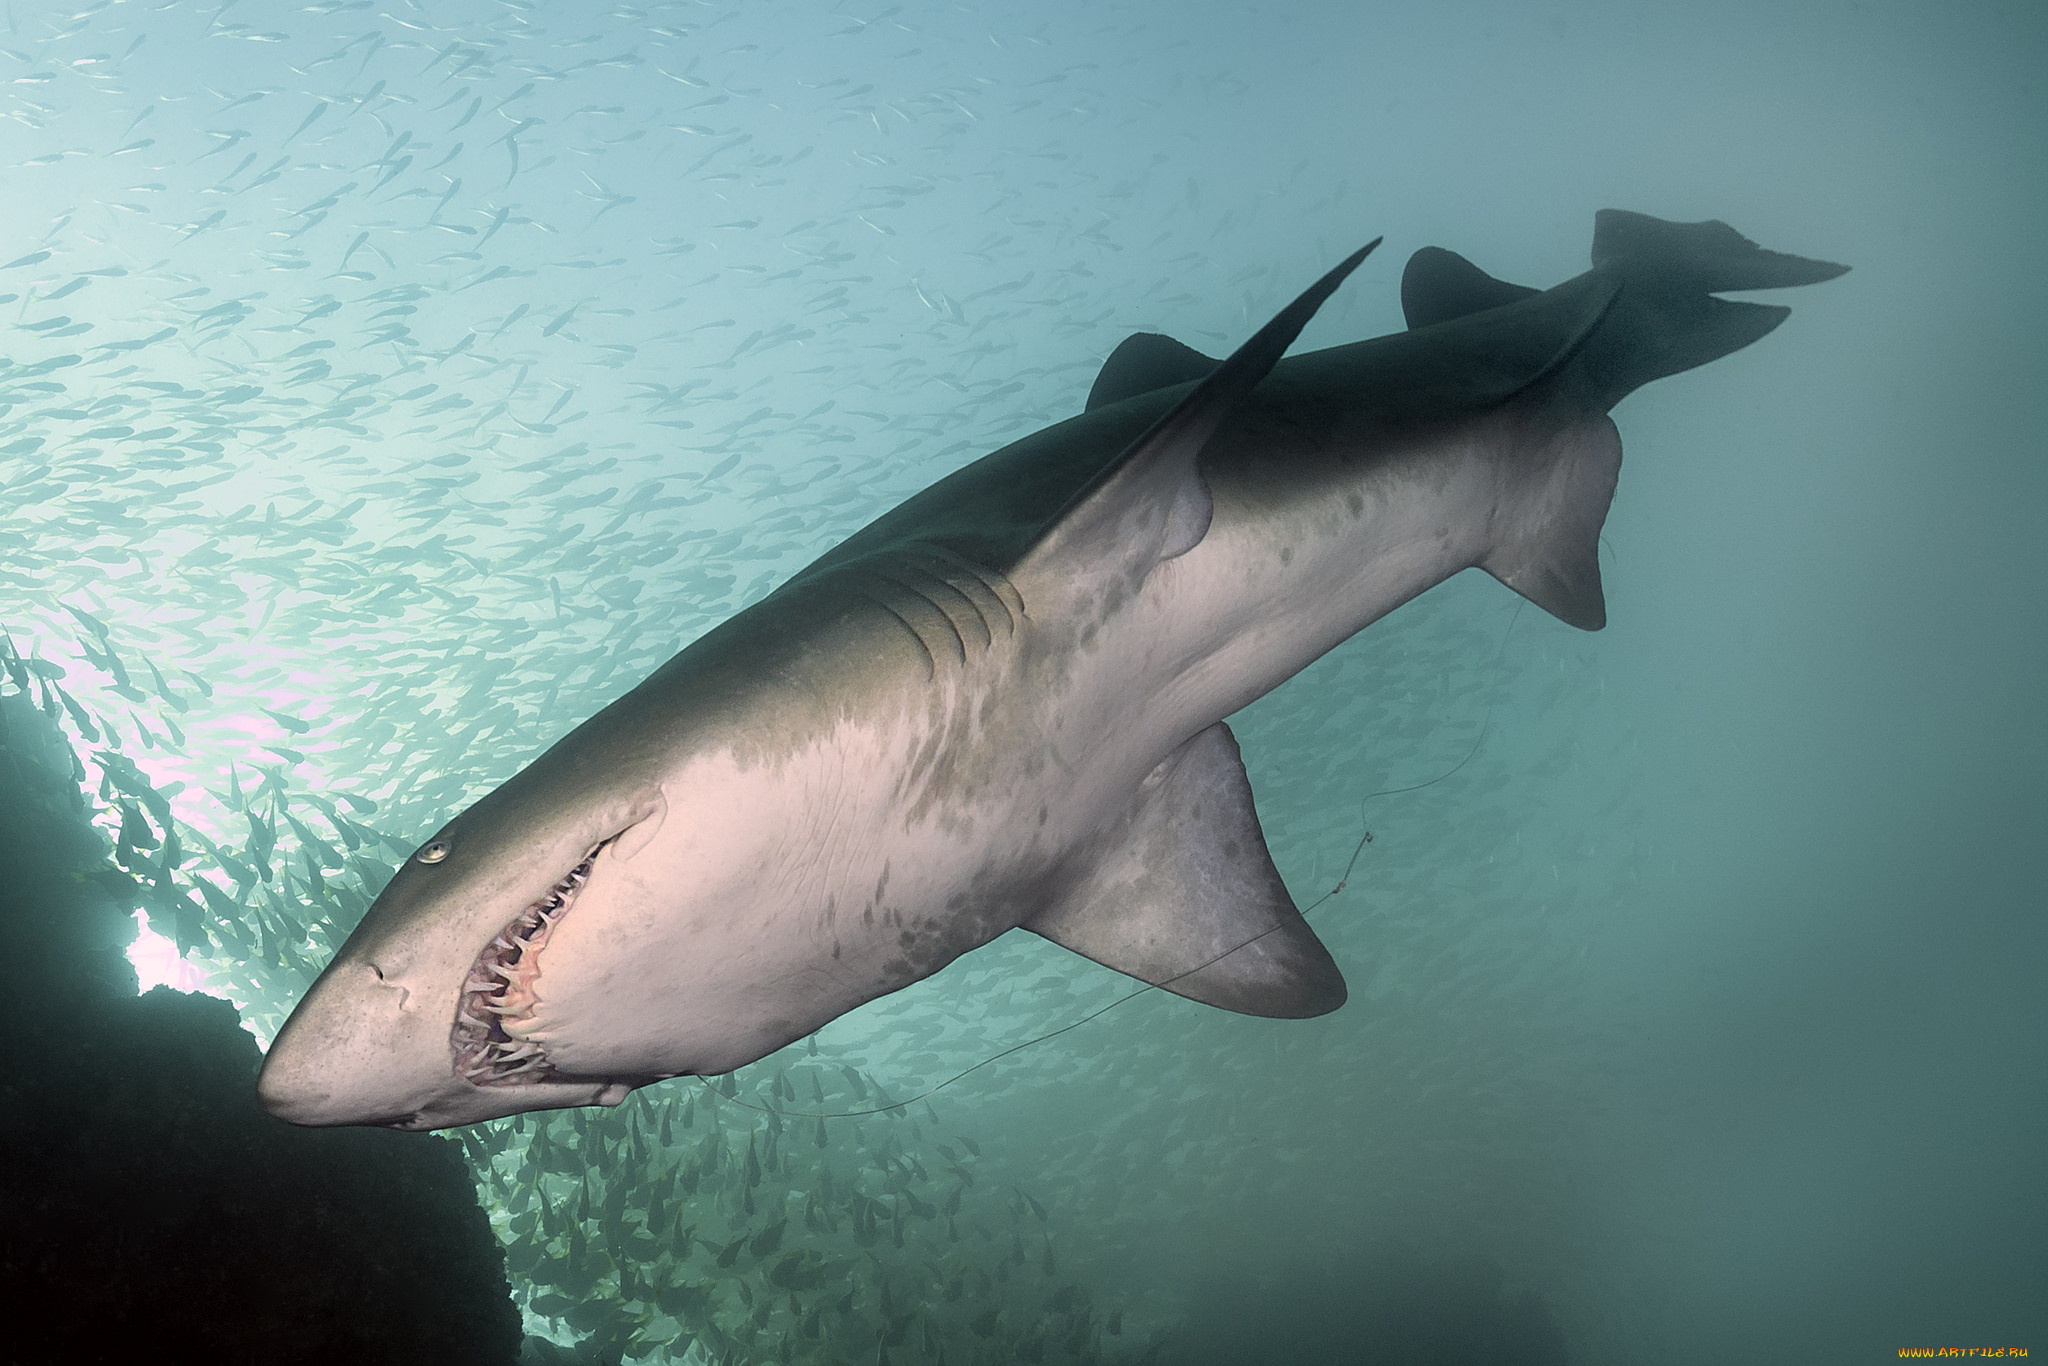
{"left": 526, "top": 417, "right": 1554, "bottom": 1079}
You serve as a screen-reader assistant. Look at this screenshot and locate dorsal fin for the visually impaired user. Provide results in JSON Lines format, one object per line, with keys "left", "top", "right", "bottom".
{"left": 1016, "top": 239, "right": 1380, "bottom": 595}
{"left": 1024, "top": 722, "right": 1346, "bottom": 1018}
{"left": 1084, "top": 333, "right": 1219, "bottom": 411}
{"left": 1400, "top": 246, "right": 1539, "bottom": 329}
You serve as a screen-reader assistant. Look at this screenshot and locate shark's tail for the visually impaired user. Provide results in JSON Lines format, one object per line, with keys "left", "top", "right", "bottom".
{"left": 1399, "top": 211, "right": 1847, "bottom": 633}
{"left": 1399, "top": 210, "right": 1849, "bottom": 412}
{"left": 1573, "top": 209, "right": 1849, "bottom": 408}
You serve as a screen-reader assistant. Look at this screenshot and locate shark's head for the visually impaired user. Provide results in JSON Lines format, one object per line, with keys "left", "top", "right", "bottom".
{"left": 255, "top": 731, "right": 677, "bottom": 1129}
{"left": 256, "top": 656, "right": 851, "bottom": 1132}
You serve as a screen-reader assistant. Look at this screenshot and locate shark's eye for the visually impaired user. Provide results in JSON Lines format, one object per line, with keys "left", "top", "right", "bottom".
{"left": 416, "top": 839, "right": 451, "bottom": 865}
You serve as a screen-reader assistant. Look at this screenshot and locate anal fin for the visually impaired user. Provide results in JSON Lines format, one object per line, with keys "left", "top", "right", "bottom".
{"left": 1481, "top": 414, "right": 1621, "bottom": 631}
{"left": 1024, "top": 723, "right": 1346, "bottom": 1019}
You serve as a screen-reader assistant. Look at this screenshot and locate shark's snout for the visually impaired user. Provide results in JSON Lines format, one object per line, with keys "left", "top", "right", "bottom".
{"left": 258, "top": 961, "right": 425, "bottom": 1127}
{"left": 253, "top": 1045, "right": 327, "bottom": 1125}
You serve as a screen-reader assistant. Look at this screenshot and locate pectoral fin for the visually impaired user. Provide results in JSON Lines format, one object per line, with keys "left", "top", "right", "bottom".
{"left": 1481, "top": 414, "right": 1622, "bottom": 631}
{"left": 1025, "top": 723, "right": 1346, "bottom": 1019}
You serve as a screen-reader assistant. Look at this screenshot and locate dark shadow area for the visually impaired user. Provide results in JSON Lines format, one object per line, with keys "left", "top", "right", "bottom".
{"left": 1154, "top": 1249, "right": 1569, "bottom": 1366}
{"left": 0, "top": 681, "right": 522, "bottom": 1366}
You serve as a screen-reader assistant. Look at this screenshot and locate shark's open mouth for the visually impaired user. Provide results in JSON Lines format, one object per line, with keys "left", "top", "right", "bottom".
{"left": 451, "top": 840, "right": 607, "bottom": 1087}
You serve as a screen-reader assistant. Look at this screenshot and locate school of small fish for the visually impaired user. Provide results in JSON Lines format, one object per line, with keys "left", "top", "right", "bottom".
{"left": 1, "top": 2, "right": 1645, "bottom": 1359}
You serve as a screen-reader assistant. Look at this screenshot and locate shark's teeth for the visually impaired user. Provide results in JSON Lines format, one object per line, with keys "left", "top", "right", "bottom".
{"left": 450, "top": 840, "right": 607, "bottom": 1087}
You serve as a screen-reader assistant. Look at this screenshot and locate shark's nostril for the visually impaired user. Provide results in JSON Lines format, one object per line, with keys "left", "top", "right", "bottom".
{"left": 365, "top": 964, "right": 410, "bottom": 1010}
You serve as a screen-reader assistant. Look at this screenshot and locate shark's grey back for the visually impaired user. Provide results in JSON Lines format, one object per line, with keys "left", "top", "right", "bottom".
{"left": 777, "top": 211, "right": 1845, "bottom": 1016}
{"left": 769, "top": 211, "right": 1848, "bottom": 673}
{"left": 1100, "top": 209, "right": 1851, "bottom": 422}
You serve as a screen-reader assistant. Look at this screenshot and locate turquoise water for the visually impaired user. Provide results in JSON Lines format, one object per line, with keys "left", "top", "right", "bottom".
{"left": 4, "top": 0, "right": 2042, "bottom": 1360}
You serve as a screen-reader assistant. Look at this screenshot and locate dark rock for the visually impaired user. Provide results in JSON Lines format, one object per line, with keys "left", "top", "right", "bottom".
{"left": 1157, "top": 1246, "right": 1571, "bottom": 1366}
{"left": 0, "top": 680, "right": 522, "bottom": 1365}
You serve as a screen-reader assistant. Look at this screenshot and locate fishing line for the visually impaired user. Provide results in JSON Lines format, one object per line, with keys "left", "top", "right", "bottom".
{"left": 702, "top": 597, "right": 1529, "bottom": 1122}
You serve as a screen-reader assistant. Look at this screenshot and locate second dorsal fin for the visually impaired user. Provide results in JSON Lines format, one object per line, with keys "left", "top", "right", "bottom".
{"left": 1400, "top": 246, "right": 1539, "bottom": 329}
{"left": 1084, "top": 332, "right": 1219, "bottom": 411}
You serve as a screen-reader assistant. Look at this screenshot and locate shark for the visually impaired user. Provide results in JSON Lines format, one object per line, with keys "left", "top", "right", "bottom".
{"left": 258, "top": 209, "right": 1844, "bottom": 1131}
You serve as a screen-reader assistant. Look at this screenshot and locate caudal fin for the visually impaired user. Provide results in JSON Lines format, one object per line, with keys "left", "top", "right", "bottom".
{"left": 1592, "top": 209, "right": 1850, "bottom": 293}
{"left": 1577, "top": 209, "right": 1849, "bottom": 408}
{"left": 1470, "top": 213, "right": 1845, "bottom": 632}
